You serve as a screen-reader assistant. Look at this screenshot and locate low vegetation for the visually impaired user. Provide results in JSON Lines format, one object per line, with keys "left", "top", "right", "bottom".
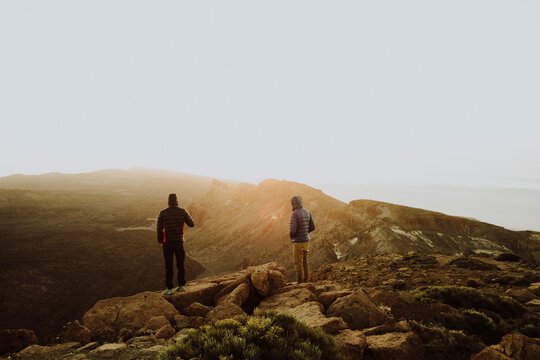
{"left": 414, "top": 286, "right": 525, "bottom": 317}
{"left": 409, "top": 321, "right": 485, "bottom": 360}
{"left": 401, "top": 253, "right": 439, "bottom": 267}
{"left": 159, "top": 312, "right": 343, "bottom": 360}
{"left": 449, "top": 257, "right": 499, "bottom": 270}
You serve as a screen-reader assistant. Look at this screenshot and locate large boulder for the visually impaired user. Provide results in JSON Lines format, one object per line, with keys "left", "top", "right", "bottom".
{"left": 83, "top": 291, "right": 179, "bottom": 342}
{"left": 165, "top": 282, "right": 220, "bottom": 311}
{"left": 89, "top": 343, "right": 127, "bottom": 358}
{"left": 250, "top": 263, "right": 288, "bottom": 296}
{"left": 63, "top": 320, "right": 92, "bottom": 344}
{"left": 183, "top": 302, "right": 213, "bottom": 317}
{"left": 471, "top": 333, "right": 540, "bottom": 360}
{"left": 216, "top": 282, "right": 251, "bottom": 307}
{"left": 279, "top": 301, "right": 347, "bottom": 334}
{"left": 327, "top": 291, "right": 390, "bottom": 330}
{"left": 0, "top": 329, "right": 38, "bottom": 355}
{"left": 364, "top": 332, "right": 423, "bottom": 360}
{"left": 334, "top": 329, "right": 367, "bottom": 360}
{"left": 206, "top": 303, "right": 246, "bottom": 322}
{"left": 256, "top": 288, "right": 317, "bottom": 312}
{"left": 319, "top": 290, "right": 353, "bottom": 309}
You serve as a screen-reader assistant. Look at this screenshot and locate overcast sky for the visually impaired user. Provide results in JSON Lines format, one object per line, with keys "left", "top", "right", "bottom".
{"left": 1, "top": 1, "right": 539, "bottom": 186}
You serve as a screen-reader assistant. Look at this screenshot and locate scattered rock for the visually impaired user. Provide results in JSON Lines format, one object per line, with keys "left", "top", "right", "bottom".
{"left": 166, "top": 282, "right": 219, "bottom": 310}
{"left": 361, "top": 320, "right": 411, "bottom": 336}
{"left": 139, "top": 344, "right": 166, "bottom": 356}
{"left": 471, "top": 333, "right": 540, "bottom": 360}
{"left": 529, "top": 283, "right": 540, "bottom": 296}
{"left": 334, "top": 329, "right": 367, "bottom": 360}
{"left": 319, "top": 290, "right": 353, "bottom": 309}
{"left": 155, "top": 324, "right": 176, "bottom": 339}
{"left": 146, "top": 315, "right": 171, "bottom": 331}
{"left": 371, "top": 290, "right": 435, "bottom": 323}
{"left": 505, "top": 288, "right": 536, "bottom": 303}
{"left": 206, "top": 303, "right": 246, "bottom": 322}
{"left": 183, "top": 302, "right": 213, "bottom": 317}
{"left": 188, "top": 316, "right": 207, "bottom": 328}
{"left": 63, "top": 320, "right": 92, "bottom": 345}
{"left": 328, "top": 291, "right": 390, "bottom": 330}
{"left": 83, "top": 291, "right": 179, "bottom": 342}
{"left": 0, "top": 329, "right": 38, "bottom": 355}
{"left": 364, "top": 331, "right": 423, "bottom": 360}
{"left": 216, "top": 281, "right": 250, "bottom": 307}
{"left": 279, "top": 301, "right": 347, "bottom": 334}
{"left": 117, "top": 327, "right": 133, "bottom": 342}
{"left": 257, "top": 287, "right": 317, "bottom": 312}
{"left": 90, "top": 343, "right": 127, "bottom": 358}
{"left": 525, "top": 299, "right": 540, "bottom": 308}
{"left": 174, "top": 314, "right": 191, "bottom": 329}
{"left": 77, "top": 341, "right": 99, "bottom": 352}
{"left": 126, "top": 336, "right": 155, "bottom": 346}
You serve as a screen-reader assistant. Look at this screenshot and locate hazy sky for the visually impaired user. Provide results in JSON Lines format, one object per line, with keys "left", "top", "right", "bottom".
{"left": 1, "top": 1, "right": 539, "bottom": 186}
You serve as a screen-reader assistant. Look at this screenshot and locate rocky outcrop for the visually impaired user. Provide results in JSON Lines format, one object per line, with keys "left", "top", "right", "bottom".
{"left": 0, "top": 329, "right": 38, "bottom": 355}
{"left": 82, "top": 291, "right": 179, "bottom": 342}
{"left": 327, "top": 291, "right": 390, "bottom": 330}
{"left": 471, "top": 333, "right": 540, "bottom": 360}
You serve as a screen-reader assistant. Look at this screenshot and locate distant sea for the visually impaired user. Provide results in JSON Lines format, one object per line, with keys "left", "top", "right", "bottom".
{"left": 320, "top": 183, "right": 540, "bottom": 232}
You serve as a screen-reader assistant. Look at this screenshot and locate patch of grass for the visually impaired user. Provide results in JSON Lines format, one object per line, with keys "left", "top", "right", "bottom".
{"left": 158, "top": 312, "right": 343, "bottom": 360}
{"left": 401, "top": 253, "right": 439, "bottom": 268}
{"left": 449, "top": 257, "right": 499, "bottom": 270}
{"left": 409, "top": 321, "right": 485, "bottom": 360}
{"left": 414, "top": 286, "right": 526, "bottom": 318}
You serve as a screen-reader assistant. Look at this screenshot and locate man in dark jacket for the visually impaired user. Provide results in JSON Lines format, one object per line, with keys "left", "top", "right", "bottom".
{"left": 157, "top": 193, "right": 195, "bottom": 295}
{"left": 289, "top": 195, "right": 315, "bottom": 283}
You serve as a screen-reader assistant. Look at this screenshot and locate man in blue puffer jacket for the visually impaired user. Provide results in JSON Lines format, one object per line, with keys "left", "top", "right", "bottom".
{"left": 289, "top": 195, "right": 315, "bottom": 283}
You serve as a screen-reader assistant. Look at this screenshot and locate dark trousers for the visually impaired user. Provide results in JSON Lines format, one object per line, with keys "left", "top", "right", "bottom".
{"left": 163, "top": 245, "right": 186, "bottom": 289}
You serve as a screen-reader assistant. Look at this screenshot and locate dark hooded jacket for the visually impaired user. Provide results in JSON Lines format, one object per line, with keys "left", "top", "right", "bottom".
{"left": 289, "top": 196, "right": 315, "bottom": 242}
{"left": 157, "top": 204, "right": 194, "bottom": 247}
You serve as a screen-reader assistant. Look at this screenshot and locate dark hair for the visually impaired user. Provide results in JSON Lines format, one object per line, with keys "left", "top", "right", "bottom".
{"left": 168, "top": 193, "right": 178, "bottom": 206}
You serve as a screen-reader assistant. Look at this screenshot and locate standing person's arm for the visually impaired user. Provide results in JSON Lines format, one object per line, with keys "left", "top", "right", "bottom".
{"left": 183, "top": 209, "right": 195, "bottom": 227}
{"left": 290, "top": 212, "right": 298, "bottom": 239}
{"left": 308, "top": 213, "right": 315, "bottom": 233}
{"left": 157, "top": 211, "right": 164, "bottom": 244}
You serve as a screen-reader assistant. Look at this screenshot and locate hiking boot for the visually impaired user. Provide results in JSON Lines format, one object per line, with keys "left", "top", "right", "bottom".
{"left": 162, "top": 288, "right": 174, "bottom": 296}
{"left": 175, "top": 286, "right": 185, "bottom": 292}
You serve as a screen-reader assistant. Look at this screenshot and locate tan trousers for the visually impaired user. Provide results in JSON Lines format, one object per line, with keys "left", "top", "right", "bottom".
{"left": 293, "top": 242, "right": 309, "bottom": 283}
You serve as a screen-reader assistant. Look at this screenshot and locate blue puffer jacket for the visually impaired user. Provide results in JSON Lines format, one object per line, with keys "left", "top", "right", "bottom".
{"left": 289, "top": 196, "right": 315, "bottom": 242}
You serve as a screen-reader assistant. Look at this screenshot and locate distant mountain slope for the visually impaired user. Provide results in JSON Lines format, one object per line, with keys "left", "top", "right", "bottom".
{"left": 185, "top": 179, "right": 540, "bottom": 277}
{"left": 339, "top": 200, "right": 540, "bottom": 262}
{"left": 0, "top": 167, "right": 236, "bottom": 198}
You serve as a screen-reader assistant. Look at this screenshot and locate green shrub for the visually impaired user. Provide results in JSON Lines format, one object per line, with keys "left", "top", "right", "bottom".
{"left": 158, "top": 312, "right": 343, "bottom": 360}
{"left": 449, "top": 257, "right": 499, "bottom": 270}
{"left": 414, "top": 286, "right": 525, "bottom": 318}
{"left": 409, "top": 321, "right": 485, "bottom": 360}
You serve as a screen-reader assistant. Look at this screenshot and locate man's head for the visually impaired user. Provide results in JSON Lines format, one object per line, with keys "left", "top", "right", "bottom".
{"left": 291, "top": 195, "right": 303, "bottom": 210}
{"left": 168, "top": 193, "right": 178, "bottom": 206}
